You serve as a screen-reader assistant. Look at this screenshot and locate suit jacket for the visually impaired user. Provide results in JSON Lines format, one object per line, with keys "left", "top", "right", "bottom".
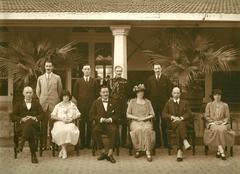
{"left": 90, "top": 98, "right": 119, "bottom": 125}
{"left": 11, "top": 99, "right": 44, "bottom": 130}
{"left": 146, "top": 74, "right": 172, "bottom": 106}
{"left": 73, "top": 77, "right": 99, "bottom": 114}
{"left": 36, "top": 73, "right": 62, "bottom": 112}
{"left": 162, "top": 98, "right": 191, "bottom": 121}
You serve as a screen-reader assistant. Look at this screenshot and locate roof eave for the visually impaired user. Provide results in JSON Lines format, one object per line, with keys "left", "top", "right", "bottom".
{"left": 1, "top": 12, "right": 240, "bottom": 22}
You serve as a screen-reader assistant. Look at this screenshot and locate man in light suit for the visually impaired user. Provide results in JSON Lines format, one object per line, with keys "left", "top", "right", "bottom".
{"left": 36, "top": 60, "right": 62, "bottom": 149}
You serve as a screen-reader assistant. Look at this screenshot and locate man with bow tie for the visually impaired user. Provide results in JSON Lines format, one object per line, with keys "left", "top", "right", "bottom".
{"left": 90, "top": 86, "right": 119, "bottom": 163}
{"left": 36, "top": 60, "right": 62, "bottom": 150}
{"left": 11, "top": 86, "right": 43, "bottom": 163}
{"left": 162, "top": 87, "right": 192, "bottom": 162}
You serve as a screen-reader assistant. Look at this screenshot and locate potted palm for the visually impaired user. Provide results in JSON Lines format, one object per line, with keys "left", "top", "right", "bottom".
{"left": 143, "top": 29, "right": 239, "bottom": 111}
{"left": 0, "top": 36, "right": 79, "bottom": 102}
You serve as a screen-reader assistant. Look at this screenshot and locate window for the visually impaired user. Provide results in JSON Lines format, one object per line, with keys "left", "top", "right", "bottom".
{"left": 213, "top": 71, "right": 240, "bottom": 103}
{"left": 71, "top": 42, "right": 89, "bottom": 91}
{"left": 0, "top": 68, "right": 8, "bottom": 96}
{"left": 94, "top": 43, "right": 113, "bottom": 85}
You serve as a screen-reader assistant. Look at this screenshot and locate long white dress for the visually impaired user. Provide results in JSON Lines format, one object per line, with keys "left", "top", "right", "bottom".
{"left": 51, "top": 101, "right": 81, "bottom": 145}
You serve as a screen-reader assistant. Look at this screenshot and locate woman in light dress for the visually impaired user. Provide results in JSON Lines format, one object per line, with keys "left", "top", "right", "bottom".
{"left": 204, "top": 89, "right": 235, "bottom": 160}
{"left": 127, "top": 84, "right": 155, "bottom": 162}
{"left": 51, "top": 90, "right": 81, "bottom": 159}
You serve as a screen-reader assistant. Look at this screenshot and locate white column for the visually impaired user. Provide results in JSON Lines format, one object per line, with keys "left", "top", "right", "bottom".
{"left": 110, "top": 25, "right": 131, "bottom": 79}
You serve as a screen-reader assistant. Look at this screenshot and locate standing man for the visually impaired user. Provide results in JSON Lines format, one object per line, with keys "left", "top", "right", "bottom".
{"left": 73, "top": 64, "right": 99, "bottom": 149}
{"left": 12, "top": 86, "right": 43, "bottom": 163}
{"left": 90, "top": 86, "right": 119, "bottom": 163}
{"left": 146, "top": 63, "right": 172, "bottom": 148}
{"left": 110, "top": 65, "right": 129, "bottom": 147}
{"left": 162, "top": 87, "right": 192, "bottom": 161}
{"left": 36, "top": 60, "right": 63, "bottom": 150}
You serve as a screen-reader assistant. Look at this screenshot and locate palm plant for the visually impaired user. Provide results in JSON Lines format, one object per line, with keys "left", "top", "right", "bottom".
{"left": 0, "top": 36, "right": 79, "bottom": 98}
{"left": 143, "top": 29, "right": 239, "bottom": 90}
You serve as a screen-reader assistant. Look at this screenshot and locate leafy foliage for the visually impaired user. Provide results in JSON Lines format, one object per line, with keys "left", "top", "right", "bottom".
{"left": 143, "top": 29, "right": 239, "bottom": 88}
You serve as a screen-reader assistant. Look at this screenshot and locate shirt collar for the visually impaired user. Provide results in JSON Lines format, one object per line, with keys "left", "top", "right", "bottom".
{"left": 173, "top": 98, "right": 180, "bottom": 103}
{"left": 45, "top": 72, "right": 53, "bottom": 78}
{"left": 24, "top": 99, "right": 32, "bottom": 103}
{"left": 155, "top": 73, "right": 161, "bottom": 79}
{"left": 102, "top": 98, "right": 109, "bottom": 103}
{"left": 84, "top": 76, "right": 90, "bottom": 80}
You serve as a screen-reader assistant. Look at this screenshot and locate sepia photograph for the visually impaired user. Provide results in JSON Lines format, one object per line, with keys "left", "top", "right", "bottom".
{"left": 0, "top": 0, "right": 239, "bottom": 174}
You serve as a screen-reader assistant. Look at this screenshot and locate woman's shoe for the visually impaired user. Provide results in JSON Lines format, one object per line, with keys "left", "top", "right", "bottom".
{"left": 58, "top": 149, "right": 63, "bottom": 158}
{"left": 216, "top": 151, "right": 221, "bottom": 158}
{"left": 146, "top": 155, "right": 152, "bottom": 162}
{"left": 135, "top": 151, "right": 140, "bottom": 158}
{"left": 62, "top": 149, "right": 67, "bottom": 159}
{"left": 220, "top": 153, "right": 226, "bottom": 160}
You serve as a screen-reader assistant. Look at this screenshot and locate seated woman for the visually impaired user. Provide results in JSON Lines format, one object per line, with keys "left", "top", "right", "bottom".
{"left": 204, "top": 89, "right": 235, "bottom": 160}
{"left": 127, "top": 84, "right": 155, "bottom": 162}
{"left": 51, "top": 90, "right": 81, "bottom": 159}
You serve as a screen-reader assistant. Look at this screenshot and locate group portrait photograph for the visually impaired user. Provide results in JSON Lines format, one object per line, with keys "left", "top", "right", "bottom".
{"left": 0, "top": 0, "right": 240, "bottom": 174}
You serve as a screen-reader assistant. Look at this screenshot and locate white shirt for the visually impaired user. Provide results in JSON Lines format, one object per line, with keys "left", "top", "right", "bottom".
{"left": 84, "top": 76, "right": 90, "bottom": 82}
{"left": 24, "top": 99, "right": 32, "bottom": 110}
{"left": 155, "top": 73, "right": 161, "bottom": 80}
{"left": 100, "top": 98, "right": 113, "bottom": 123}
{"left": 102, "top": 99, "right": 109, "bottom": 111}
{"left": 173, "top": 98, "right": 180, "bottom": 104}
{"left": 45, "top": 72, "right": 53, "bottom": 79}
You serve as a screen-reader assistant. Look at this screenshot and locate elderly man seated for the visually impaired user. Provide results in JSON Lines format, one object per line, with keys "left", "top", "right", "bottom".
{"left": 162, "top": 87, "right": 192, "bottom": 162}
{"left": 11, "top": 86, "right": 43, "bottom": 163}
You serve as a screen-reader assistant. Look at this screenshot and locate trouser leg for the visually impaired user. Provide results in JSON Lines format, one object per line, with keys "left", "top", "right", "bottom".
{"left": 92, "top": 124, "right": 104, "bottom": 149}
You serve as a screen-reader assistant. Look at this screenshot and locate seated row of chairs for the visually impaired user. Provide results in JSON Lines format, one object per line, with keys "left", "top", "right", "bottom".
{"left": 11, "top": 114, "right": 234, "bottom": 160}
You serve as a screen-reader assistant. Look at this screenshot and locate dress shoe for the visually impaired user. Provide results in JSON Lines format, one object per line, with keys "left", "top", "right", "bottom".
{"left": 135, "top": 151, "right": 140, "bottom": 158}
{"left": 31, "top": 153, "right": 39, "bottom": 163}
{"left": 97, "top": 153, "right": 107, "bottom": 160}
{"left": 220, "top": 153, "right": 226, "bottom": 160}
{"left": 177, "top": 149, "right": 183, "bottom": 162}
{"left": 146, "top": 155, "right": 152, "bottom": 162}
{"left": 106, "top": 155, "right": 116, "bottom": 163}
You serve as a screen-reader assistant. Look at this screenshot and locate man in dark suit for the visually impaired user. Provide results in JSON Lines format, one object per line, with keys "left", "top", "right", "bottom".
{"left": 90, "top": 86, "right": 119, "bottom": 163}
{"left": 146, "top": 63, "right": 172, "bottom": 148}
{"left": 11, "top": 86, "right": 43, "bottom": 163}
{"left": 162, "top": 87, "right": 192, "bottom": 162}
{"left": 109, "top": 65, "right": 129, "bottom": 147}
{"left": 73, "top": 64, "right": 99, "bottom": 149}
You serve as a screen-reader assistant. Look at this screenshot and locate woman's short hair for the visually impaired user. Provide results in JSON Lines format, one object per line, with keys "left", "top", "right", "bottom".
{"left": 210, "top": 89, "right": 223, "bottom": 100}
{"left": 60, "top": 90, "right": 72, "bottom": 101}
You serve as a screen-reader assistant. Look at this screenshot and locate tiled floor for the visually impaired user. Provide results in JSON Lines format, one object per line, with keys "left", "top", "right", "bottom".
{"left": 0, "top": 146, "right": 239, "bottom": 174}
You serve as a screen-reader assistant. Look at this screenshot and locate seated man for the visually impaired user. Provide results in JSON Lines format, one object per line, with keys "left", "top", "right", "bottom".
{"left": 11, "top": 86, "right": 43, "bottom": 163}
{"left": 162, "top": 87, "right": 192, "bottom": 162}
{"left": 90, "top": 86, "right": 119, "bottom": 163}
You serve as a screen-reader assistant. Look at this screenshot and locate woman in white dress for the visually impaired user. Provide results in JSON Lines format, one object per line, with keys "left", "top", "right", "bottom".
{"left": 51, "top": 90, "right": 81, "bottom": 159}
